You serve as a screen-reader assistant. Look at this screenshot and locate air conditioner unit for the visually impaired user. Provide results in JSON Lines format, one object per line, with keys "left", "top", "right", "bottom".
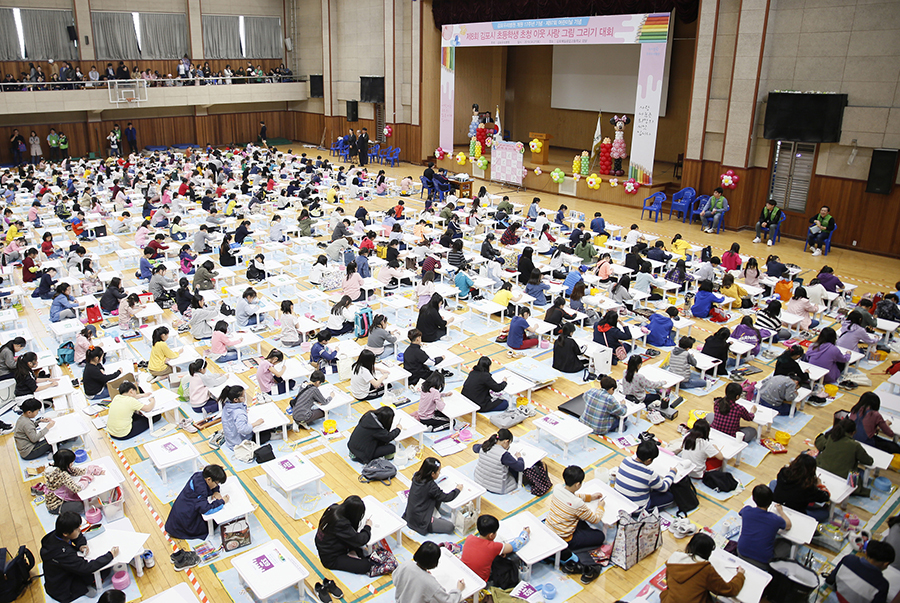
{"left": 284, "top": 37, "right": 293, "bottom": 52}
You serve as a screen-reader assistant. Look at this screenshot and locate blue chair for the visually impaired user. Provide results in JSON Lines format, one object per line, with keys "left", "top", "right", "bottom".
{"left": 387, "top": 148, "right": 400, "bottom": 167}
{"left": 759, "top": 211, "right": 788, "bottom": 244}
{"left": 368, "top": 144, "right": 380, "bottom": 164}
{"left": 433, "top": 178, "right": 451, "bottom": 203}
{"left": 669, "top": 187, "right": 696, "bottom": 222}
{"left": 689, "top": 195, "right": 709, "bottom": 226}
{"left": 420, "top": 176, "right": 434, "bottom": 199}
{"left": 803, "top": 223, "right": 836, "bottom": 256}
{"left": 378, "top": 146, "right": 392, "bottom": 164}
{"left": 640, "top": 192, "right": 666, "bottom": 222}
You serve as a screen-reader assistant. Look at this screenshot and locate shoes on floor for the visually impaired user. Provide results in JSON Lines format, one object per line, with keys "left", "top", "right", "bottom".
{"left": 752, "top": 237, "right": 760, "bottom": 243}
{"left": 767, "top": 240, "right": 773, "bottom": 246}
{"left": 812, "top": 248, "right": 822, "bottom": 256}
{"left": 581, "top": 566, "right": 600, "bottom": 584}
{"left": 324, "top": 579, "right": 343, "bottom": 598}
{"left": 561, "top": 560, "right": 584, "bottom": 575}
{"left": 315, "top": 582, "right": 333, "bottom": 603}
{"left": 171, "top": 549, "right": 199, "bottom": 572}
{"left": 177, "top": 418, "right": 198, "bottom": 433}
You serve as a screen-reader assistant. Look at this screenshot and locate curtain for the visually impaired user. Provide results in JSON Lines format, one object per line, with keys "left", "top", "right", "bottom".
{"left": 20, "top": 9, "right": 77, "bottom": 61}
{"left": 139, "top": 13, "right": 188, "bottom": 60}
{"left": 431, "top": 0, "right": 698, "bottom": 26}
{"left": 92, "top": 12, "right": 141, "bottom": 61}
{"left": 202, "top": 15, "right": 241, "bottom": 60}
{"left": 244, "top": 16, "right": 283, "bottom": 60}
{"left": 0, "top": 9, "right": 21, "bottom": 61}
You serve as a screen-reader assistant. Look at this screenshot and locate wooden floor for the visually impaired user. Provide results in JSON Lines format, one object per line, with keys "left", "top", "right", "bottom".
{"left": 5, "top": 145, "right": 900, "bottom": 603}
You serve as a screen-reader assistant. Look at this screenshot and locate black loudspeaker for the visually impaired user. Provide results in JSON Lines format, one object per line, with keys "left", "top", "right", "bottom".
{"left": 346, "top": 100, "right": 358, "bottom": 123}
{"left": 67, "top": 25, "right": 77, "bottom": 41}
{"left": 309, "top": 75, "right": 323, "bottom": 98}
{"left": 866, "top": 148, "right": 899, "bottom": 195}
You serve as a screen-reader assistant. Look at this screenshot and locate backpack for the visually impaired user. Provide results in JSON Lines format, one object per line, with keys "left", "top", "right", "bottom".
{"left": 0, "top": 546, "right": 35, "bottom": 603}
{"left": 702, "top": 469, "right": 739, "bottom": 492}
{"left": 489, "top": 406, "right": 528, "bottom": 429}
{"left": 343, "top": 247, "right": 356, "bottom": 266}
{"left": 358, "top": 458, "right": 397, "bottom": 486}
{"left": 246, "top": 263, "right": 265, "bottom": 282}
{"left": 669, "top": 477, "right": 699, "bottom": 514}
{"left": 774, "top": 279, "right": 793, "bottom": 302}
{"left": 353, "top": 306, "right": 374, "bottom": 339}
{"left": 886, "top": 360, "right": 900, "bottom": 376}
{"left": 488, "top": 555, "right": 519, "bottom": 589}
{"left": 611, "top": 508, "right": 662, "bottom": 570}
{"left": 522, "top": 460, "right": 552, "bottom": 497}
{"left": 57, "top": 341, "right": 75, "bottom": 365}
{"left": 700, "top": 246, "right": 712, "bottom": 262}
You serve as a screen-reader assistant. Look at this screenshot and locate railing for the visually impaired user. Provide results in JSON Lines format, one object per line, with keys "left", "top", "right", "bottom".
{"left": 0, "top": 73, "right": 301, "bottom": 92}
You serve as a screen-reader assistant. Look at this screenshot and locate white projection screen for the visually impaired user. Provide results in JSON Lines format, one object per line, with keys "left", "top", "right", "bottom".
{"left": 550, "top": 40, "right": 672, "bottom": 116}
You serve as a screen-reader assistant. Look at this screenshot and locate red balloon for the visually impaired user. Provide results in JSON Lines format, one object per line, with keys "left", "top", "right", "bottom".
{"left": 732, "top": 175, "right": 740, "bottom": 182}
{"left": 725, "top": 169, "right": 735, "bottom": 176}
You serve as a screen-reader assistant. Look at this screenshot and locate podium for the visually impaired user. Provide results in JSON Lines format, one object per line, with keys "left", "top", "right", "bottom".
{"left": 529, "top": 132, "right": 552, "bottom": 165}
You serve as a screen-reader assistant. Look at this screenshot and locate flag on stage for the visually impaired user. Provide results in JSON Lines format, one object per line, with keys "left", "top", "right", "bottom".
{"left": 494, "top": 106, "right": 502, "bottom": 141}
{"left": 591, "top": 112, "right": 603, "bottom": 158}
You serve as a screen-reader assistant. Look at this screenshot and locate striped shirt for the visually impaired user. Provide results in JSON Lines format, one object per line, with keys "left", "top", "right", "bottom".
{"left": 614, "top": 456, "right": 675, "bottom": 509}
{"left": 546, "top": 484, "right": 603, "bottom": 541}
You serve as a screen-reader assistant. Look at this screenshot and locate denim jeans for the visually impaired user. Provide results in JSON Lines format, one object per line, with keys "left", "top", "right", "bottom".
{"left": 217, "top": 350, "right": 238, "bottom": 363}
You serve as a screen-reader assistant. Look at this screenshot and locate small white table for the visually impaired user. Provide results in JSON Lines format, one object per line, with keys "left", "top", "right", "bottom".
{"left": 710, "top": 548, "right": 773, "bottom": 603}
{"left": 432, "top": 547, "right": 486, "bottom": 603}
{"left": 144, "top": 434, "right": 201, "bottom": 484}
{"left": 640, "top": 363, "right": 685, "bottom": 395}
{"left": 860, "top": 441, "right": 893, "bottom": 488}
{"left": 708, "top": 428, "right": 749, "bottom": 467}
{"left": 260, "top": 452, "right": 325, "bottom": 505}
{"left": 202, "top": 478, "right": 256, "bottom": 540}
{"left": 496, "top": 511, "right": 567, "bottom": 581}
{"left": 144, "top": 388, "right": 182, "bottom": 434}
{"left": 728, "top": 338, "right": 756, "bottom": 368}
{"left": 533, "top": 411, "right": 592, "bottom": 462}
{"left": 248, "top": 402, "right": 292, "bottom": 445}
{"left": 141, "top": 583, "right": 201, "bottom": 603}
{"left": 436, "top": 466, "right": 487, "bottom": 532}
{"left": 441, "top": 390, "right": 480, "bottom": 428}
{"left": 362, "top": 494, "right": 406, "bottom": 548}
{"left": 817, "top": 467, "right": 856, "bottom": 520}
{"left": 737, "top": 399, "right": 777, "bottom": 443}
{"left": 231, "top": 540, "right": 310, "bottom": 602}
{"left": 393, "top": 410, "right": 427, "bottom": 447}
{"left": 315, "top": 383, "right": 354, "bottom": 422}
{"left": 508, "top": 441, "right": 548, "bottom": 488}
{"left": 45, "top": 412, "right": 90, "bottom": 453}
{"left": 492, "top": 369, "right": 537, "bottom": 403}
{"left": 76, "top": 456, "right": 126, "bottom": 514}
{"left": 578, "top": 478, "right": 639, "bottom": 526}
{"left": 84, "top": 524, "right": 150, "bottom": 591}
{"left": 798, "top": 360, "right": 829, "bottom": 391}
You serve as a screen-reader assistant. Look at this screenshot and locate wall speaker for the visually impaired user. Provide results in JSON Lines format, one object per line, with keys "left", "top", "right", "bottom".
{"left": 866, "top": 148, "right": 899, "bottom": 195}
{"left": 67, "top": 25, "right": 77, "bottom": 41}
{"left": 347, "top": 100, "right": 358, "bottom": 122}
{"left": 284, "top": 37, "right": 293, "bottom": 52}
{"left": 309, "top": 75, "right": 323, "bottom": 98}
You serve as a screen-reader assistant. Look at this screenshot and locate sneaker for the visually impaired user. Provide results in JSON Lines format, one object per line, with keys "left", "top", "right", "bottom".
{"left": 580, "top": 566, "right": 600, "bottom": 584}
{"left": 767, "top": 240, "right": 773, "bottom": 246}
{"left": 812, "top": 248, "right": 822, "bottom": 256}
{"left": 0, "top": 420, "right": 12, "bottom": 433}
{"left": 208, "top": 431, "right": 225, "bottom": 450}
{"left": 315, "top": 583, "right": 332, "bottom": 603}
{"left": 670, "top": 517, "right": 697, "bottom": 539}
{"left": 324, "top": 579, "right": 344, "bottom": 599}
{"left": 752, "top": 237, "right": 760, "bottom": 243}
{"left": 561, "top": 560, "right": 584, "bottom": 575}
{"left": 173, "top": 550, "right": 199, "bottom": 572}
{"left": 647, "top": 409, "right": 664, "bottom": 425}
{"left": 178, "top": 419, "right": 198, "bottom": 433}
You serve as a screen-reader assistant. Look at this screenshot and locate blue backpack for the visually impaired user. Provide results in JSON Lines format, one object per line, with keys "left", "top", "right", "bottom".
{"left": 353, "top": 307, "right": 373, "bottom": 339}
{"left": 57, "top": 341, "right": 75, "bottom": 365}
{"left": 343, "top": 247, "right": 356, "bottom": 266}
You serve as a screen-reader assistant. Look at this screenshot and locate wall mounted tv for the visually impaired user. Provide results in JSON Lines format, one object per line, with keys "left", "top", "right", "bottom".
{"left": 763, "top": 92, "right": 848, "bottom": 143}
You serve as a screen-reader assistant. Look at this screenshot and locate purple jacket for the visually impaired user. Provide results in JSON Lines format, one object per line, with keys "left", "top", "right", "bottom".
{"left": 816, "top": 272, "right": 844, "bottom": 292}
{"left": 803, "top": 342, "right": 850, "bottom": 384}
{"left": 731, "top": 323, "right": 771, "bottom": 356}
{"left": 836, "top": 322, "right": 879, "bottom": 349}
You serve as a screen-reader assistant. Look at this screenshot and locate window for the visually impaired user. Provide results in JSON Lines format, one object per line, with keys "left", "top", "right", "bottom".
{"left": 769, "top": 140, "right": 816, "bottom": 213}
{"left": 132, "top": 12, "right": 141, "bottom": 52}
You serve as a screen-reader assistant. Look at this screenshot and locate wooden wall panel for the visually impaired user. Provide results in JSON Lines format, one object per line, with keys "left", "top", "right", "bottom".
{"left": 0, "top": 59, "right": 286, "bottom": 82}
{"left": 452, "top": 47, "right": 500, "bottom": 146}
{"left": 682, "top": 158, "right": 900, "bottom": 258}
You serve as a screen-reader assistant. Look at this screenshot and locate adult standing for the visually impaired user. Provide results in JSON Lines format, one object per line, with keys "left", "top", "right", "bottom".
{"left": 258, "top": 121, "right": 267, "bottom": 144}
{"left": 47, "top": 128, "right": 59, "bottom": 161}
{"left": 124, "top": 122, "right": 137, "bottom": 154}
{"left": 753, "top": 199, "right": 783, "bottom": 246}
{"left": 357, "top": 128, "right": 369, "bottom": 166}
{"left": 346, "top": 129, "right": 357, "bottom": 161}
{"left": 806, "top": 205, "right": 835, "bottom": 257}
{"left": 9, "top": 129, "right": 25, "bottom": 166}
{"left": 28, "top": 130, "right": 42, "bottom": 164}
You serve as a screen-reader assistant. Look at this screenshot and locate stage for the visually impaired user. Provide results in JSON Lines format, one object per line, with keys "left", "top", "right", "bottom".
{"left": 435, "top": 144, "right": 680, "bottom": 209}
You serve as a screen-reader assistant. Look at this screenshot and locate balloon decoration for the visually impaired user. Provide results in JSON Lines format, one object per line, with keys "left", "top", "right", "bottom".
{"left": 529, "top": 138, "right": 543, "bottom": 153}
{"left": 580, "top": 151, "right": 590, "bottom": 175}
{"left": 456, "top": 152, "right": 467, "bottom": 165}
{"left": 522, "top": 167, "right": 528, "bottom": 179}
{"left": 624, "top": 178, "right": 641, "bottom": 194}
{"left": 434, "top": 147, "right": 446, "bottom": 160}
{"left": 598, "top": 138, "right": 613, "bottom": 176}
{"left": 586, "top": 173, "right": 601, "bottom": 189}
{"left": 469, "top": 137, "right": 477, "bottom": 156}
{"left": 534, "top": 167, "right": 542, "bottom": 176}
{"left": 720, "top": 169, "right": 740, "bottom": 189}
{"left": 609, "top": 178, "right": 619, "bottom": 187}
{"left": 550, "top": 168, "right": 565, "bottom": 184}
{"left": 573, "top": 174, "right": 581, "bottom": 182}
{"left": 476, "top": 156, "right": 489, "bottom": 170}
{"left": 572, "top": 155, "right": 581, "bottom": 173}
{"left": 383, "top": 125, "right": 393, "bottom": 137}
{"left": 474, "top": 141, "right": 483, "bottom": 158}
{"left": 484, "top": 137, "right": 492, "bottom": 148}
{"left": 515, "top": 142, "right": 525, "bottom": 154}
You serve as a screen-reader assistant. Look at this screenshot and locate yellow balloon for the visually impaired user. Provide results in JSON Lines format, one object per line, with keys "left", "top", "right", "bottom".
{"left": 456, "top": 152, "right": 467, "bottom": 165}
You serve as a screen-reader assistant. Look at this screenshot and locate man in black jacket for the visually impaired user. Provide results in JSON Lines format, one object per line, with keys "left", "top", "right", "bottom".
{"left": 40, "top": 512, "right": 118, "bottom": 603}
{"left": 357, "top": 128, "right": 370, "bottom": 166}
{"left": 753, "top": 199, "right": 784, "bottom": 246}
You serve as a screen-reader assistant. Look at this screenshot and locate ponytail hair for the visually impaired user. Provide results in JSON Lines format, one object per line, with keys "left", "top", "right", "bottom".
{"left": 829, "top": 417, "right": 856, "bottom": 442}
{"left": 480, "top": 428, "right": 513, "bottom": 453}
{"left": 413, "top": 457, "right": 441, "bottom": 483}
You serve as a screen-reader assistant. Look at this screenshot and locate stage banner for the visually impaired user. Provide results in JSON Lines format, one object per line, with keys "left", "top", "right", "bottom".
{"left": 440, "top": 13, "right": 669, "bottom": 184}
{"left": 491, "top": 140, "right": 525, "bottom": 186}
